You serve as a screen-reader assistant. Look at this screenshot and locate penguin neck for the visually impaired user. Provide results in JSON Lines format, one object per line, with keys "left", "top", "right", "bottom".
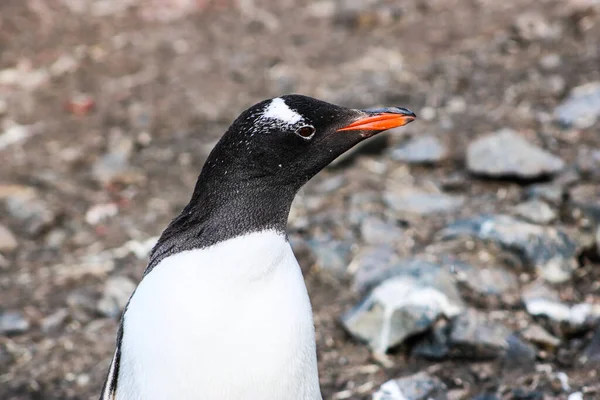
{"left": 146, "top": 165, "right": 298, "bottom": 274}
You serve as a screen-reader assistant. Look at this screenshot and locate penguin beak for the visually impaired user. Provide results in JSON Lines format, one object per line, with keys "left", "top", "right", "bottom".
{"left": 337, "top": 107, "right": 417, "bottom": 132}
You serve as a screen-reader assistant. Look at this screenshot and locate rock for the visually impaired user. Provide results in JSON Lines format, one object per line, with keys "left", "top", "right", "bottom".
{"left": 549, "top": 371, "right": 571, "bottom": 392}
{"left": 390, "top": 136, "right": 448, "bottom": 164}
{"left": 539, "top": 53, "right": 561, "bottom": 70}
{"left": 1, "top": 185, "right": 59, "bottom": 236}
{"left": 503, "top": 334, "right": 537, "bottom": 370}
{"left": 0, "top": 122, "right": 33, "bottom": 150}
{"left": 305, "top": 238, "right": 353, "bottom": 278}
{"left": 575, "top": 147, "right": 600, "bottom": 180}
{"left": 349, "top": 245, "right": 398, "bottom": 292}
{"left": 513, "top": 12, "right": 560, "bottom": 42}
{"left": 466, "top": 129, "right": 564, "bottom": 179}
{"left": 568, "top": 393, "right": 583, "bottom": 400}
{"left": 92, "top": 130, "right": 143, "bottom": 186}
{"left": 360, "top": 217, "right": 404, "bottom": 246}
{"left": 581, "top": 324, "right": 600, "bottom": 364}
{"left": 0, "top": 224, "right": 18, "bottom": 252}
{"left": 97, "top": 276, "right": 136, "bottom": 318}
{"left": 412, "top": 319, "right": 451, "bottom": 360}
{"left": 384, "top": 186, "right": 464, "bottom": 217}
{"left": 50, "top": 53, "right": 79, "bottom": 76}
{"left": 451, "top": 262, "right": 518, "bottom": 297}
{"left": 472, "top": 394, "right": 501, "bottom": 400}
{"left": 568, "top": 184, "right": 600, "bottom": 225}
{"left": 554, "top": 82, "right": 600, "bottom": 129}
{"left": 522, "top": 281, "right": 598, "bottom": 328}
{"left": 448, "top": 309, "right": 511, "bottom": 359}
{"left": 347, "top": 191, "right": 382, "bottom": 225}
{"left": 526, "top": 183, "right": 565, "bottom": 206}
{"left": 521, "top": 324, "right": 561, "bottom": 348}
{"left": 372, "top": 372, "right": 447, "bottom": 400}
{"left": 439, "top": 214, "right": 578, "bottom": 283}
{"left": 67, "top": 289, "right": 98, "bottom": 320}
{"left": 85, "top": 203, "right": 119, "bottom": 225}
{"left": 513, "top": 199, "right": 557, "bottom": 224}
{"left": 0, "top": 311, "right": 30, "bottom": 335}
{"left": 342, "top": 261, "right": 464, "bottom": 353}
{"left": 41, "top": 309, "right": 70, "bottom": 333}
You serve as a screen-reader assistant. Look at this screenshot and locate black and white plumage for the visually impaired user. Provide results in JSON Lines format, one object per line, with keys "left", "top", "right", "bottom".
{"left": 99, "top": 95, "right": 415, "bottom": 400}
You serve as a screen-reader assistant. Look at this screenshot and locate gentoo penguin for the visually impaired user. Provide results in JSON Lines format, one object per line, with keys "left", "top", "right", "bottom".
{"left": 100, "top": 94, "right": 415, "bottom": 400}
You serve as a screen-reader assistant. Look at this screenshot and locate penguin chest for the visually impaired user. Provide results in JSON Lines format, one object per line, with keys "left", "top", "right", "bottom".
{"left": 116, "top": 231, "right": 321, "bottom": 400}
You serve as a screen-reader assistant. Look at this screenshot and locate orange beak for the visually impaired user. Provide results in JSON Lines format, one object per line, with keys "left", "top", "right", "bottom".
{"left": 337, "top": 107, "right": 416, "bottom": 132}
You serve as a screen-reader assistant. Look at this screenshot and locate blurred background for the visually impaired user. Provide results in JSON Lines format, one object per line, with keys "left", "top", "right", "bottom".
{"left": 1, "top": 0, "right": 600, "bottom": 399}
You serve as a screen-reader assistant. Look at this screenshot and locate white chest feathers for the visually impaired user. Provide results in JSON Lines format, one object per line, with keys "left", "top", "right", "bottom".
{"left": 113, "top": 230, "right": 322, "bottom": 400}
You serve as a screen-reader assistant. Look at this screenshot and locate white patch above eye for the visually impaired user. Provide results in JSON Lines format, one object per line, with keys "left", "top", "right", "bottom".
{"left": 261, "top": 97, "right": 303, "bottom": 125}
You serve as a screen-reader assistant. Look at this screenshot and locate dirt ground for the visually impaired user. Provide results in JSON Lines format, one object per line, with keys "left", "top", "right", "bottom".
{"left": 1, "top": 0, "right": 600, "bottom": 399}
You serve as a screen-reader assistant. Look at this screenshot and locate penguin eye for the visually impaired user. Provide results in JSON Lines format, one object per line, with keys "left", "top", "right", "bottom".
{"left": 295, "top": 125, "right": 316, "bottom": 140}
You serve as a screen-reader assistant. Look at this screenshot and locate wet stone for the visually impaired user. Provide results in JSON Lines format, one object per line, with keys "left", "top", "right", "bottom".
{"left": 440, "top": 214, "right": 578, "bottom": 283}
{"left": 372, "top": 372, "right": 447, "bottom": 400}
{"left": 0, "top": 311, "right": 30, "bottom": 336}
{"left": 390, "top": 136, "right": 448, "bottom": 164}
{"left": 513, "top": 199, "right": 557, "bottom": 224}
{"left": 466, "top": 129, "right": 564, "bottom": 179}
{"left": 554, "top": 82, "right": 600, "bottom": 129}
{"left": 97, "top": 276, "right": 136, "bottom": 319}
{"left": 342, "top": 260, "right": 464, "bottom": 353}
{"left": 360, "top": 216, "right": 404, "bottom": 246}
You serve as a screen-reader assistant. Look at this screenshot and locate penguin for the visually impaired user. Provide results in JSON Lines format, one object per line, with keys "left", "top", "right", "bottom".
{"left": 99, "top": 94, "right": 416, "bottom": 400}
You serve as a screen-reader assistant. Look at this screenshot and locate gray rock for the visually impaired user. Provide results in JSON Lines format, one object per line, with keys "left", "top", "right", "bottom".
{"left": 582, "top": 324, "right": 600, "bottom": 364}
{"left": 349, "top": 245, "right": 398, "bottom": 293}
{"left": 360, "top": 217, "right": 404, "bottom": 246}
{"left": 97, "top": 276, "right": 136, "bottom": 318}
{"left": 41, "top": 309, "right": 70, "bottom": 333}
{"left": 522, "top": 281, "right": 599, "bottom": 328}
{"left": 412, "top": 319, "right": 451, "bottom": 360}
{"left": 2, "top": 186, "right": 59, "bottom": 236}
{"left": 0, "top": 311, "right": 30, "bottom": 335}
{"left": 306, "top": 238, "right": 353, "bottom": 278}
{"left": 502, "top": 334, "right": 537, "bottom": 370}
{"left": 521, "top": 323, "right": 561, "bottom": 348}
{"left": 0, "top": 224, "right": 17, "bottom": 252}
{"left": 343, "top": 261, "right": 464, "bottom": 352}
{"left": 92, "top": 131, "right": 144, "bottom": 185}
{"left": 513, "top": 12, "right": 560, "bottom": 42}
{"left": 439, "top": 214, "right": 578, "bottom": 283}
{"left": 576, "top": 147, "right": 600, "bottom": 180}
{"left": 554, "top": 82, "right": 600, "bottom": 129}
{"left": 526, "top": 183, "right": 565, "bottom": 206}
{"left": 451, "top": 262, "right": 519, "bottom": 298}
{"left": 384, "top": 186, "right": 464, "bottom": 217}
{"left": 390, "top": 136, "right": 448, "bottom": 164}
{"left": 448, "top": 309, "right": 511, "bottom": 359}
{"left": 466, "top": 129, "right": 564, "bottom": 179}
{"left": 513, "top": 199, "right": 557, "bottom": 224}
{"left": 348, "top": 191, "right": 382, "bottom": 226}
{"left": 372, "top": 372, "right": 447, "bottom": 400}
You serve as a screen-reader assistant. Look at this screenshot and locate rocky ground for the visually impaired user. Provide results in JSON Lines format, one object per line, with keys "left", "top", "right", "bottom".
{"left": 1, "top": 0, "right": 600, "bottom": 399}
